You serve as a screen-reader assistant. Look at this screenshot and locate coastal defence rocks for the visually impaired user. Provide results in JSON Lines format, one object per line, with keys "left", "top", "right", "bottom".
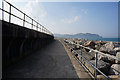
{"left": 84, "top": 41, "right": 96, "bottom": 49}
{"left": 98, "top": 54, "right": 115, "bottom": 64}
{"left": 90, "top": 60, "right": 111, "bottom": 75}
{"left": 99, "top": 42, "right": 119, "bottom": 56}
{"left": 114, "top": 47, "right": 120, "bottom": 52}
{"left": 64, "top": 38, "right": 120, "bottom": 78}
{"left": 109, "top": 64, "right": 120, "bottom": 75}
{"left": 116, "top": 52, "right": 120, "bottom": 64}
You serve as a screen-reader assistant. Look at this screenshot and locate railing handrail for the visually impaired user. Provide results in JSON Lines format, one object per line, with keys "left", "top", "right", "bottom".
{"left": 66, "top": 40, "right": 120, "bottom": 61}
{"left": 1, "top": 0, "right": 54, "bottom": 36}
{"left": 69, "top": 46, "right": 111, "bottom": 80}
{"left": 64, "top": 39, "right": 120, "bottom": 80}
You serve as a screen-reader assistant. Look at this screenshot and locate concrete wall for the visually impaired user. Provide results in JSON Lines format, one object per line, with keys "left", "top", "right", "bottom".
{"left": 1, "top": 20, "right": 54, "bottom": 68}
{"left": 0, "top": 20, "right": 2, "bottom": 80}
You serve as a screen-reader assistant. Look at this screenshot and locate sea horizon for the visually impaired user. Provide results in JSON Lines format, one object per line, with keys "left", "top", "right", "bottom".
{"left": 98, "top": 38, "right": 120, "bottom": 42}
{"left": 87, "top": 38, "right": 120, "bottom": 42}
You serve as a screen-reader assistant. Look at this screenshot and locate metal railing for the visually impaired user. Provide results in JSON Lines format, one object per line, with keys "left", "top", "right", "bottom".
{"left": 0, "top": 0, "right": 53, "bottom": 36}
{"left": 64, "top": 39, "right": 120, "bottom": 80}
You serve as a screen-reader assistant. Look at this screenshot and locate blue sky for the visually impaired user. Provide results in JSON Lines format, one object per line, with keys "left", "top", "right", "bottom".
{"left": 40, "top": 2, "right": 118, "bottom": 38}
{"left": 0, "top": 0, "right": 119, "bottom": 38}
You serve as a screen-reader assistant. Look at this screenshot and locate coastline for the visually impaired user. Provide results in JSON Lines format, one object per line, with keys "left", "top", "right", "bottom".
{"left": 96, "top": 38, "right": 120, "bottom": 42}
{"left": 75, "top": 38, "right": 120, "bottom": 43}
{"left": 55, "top": 37, "right": 120, "bottom": 42}
{"left": 77, "top": 38, "right": 120, "bottom": 42}
{"left": 62, "top": 38, "right": 120, "bottom": 79}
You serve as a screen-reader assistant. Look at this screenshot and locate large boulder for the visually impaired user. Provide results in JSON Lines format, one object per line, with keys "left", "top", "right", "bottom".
{"left": 108, "top": 75, "right": 119, "bottom": 79}
{"left": 83, "top": 52, "right": 95, "bottom": 61}
{"left": 84, "top": 41, "right": 96, "bottom": 49}
{"left": 78, "top": 39, "right": 88, "bottom": 45}
{"left": 109, "top": 64, "right": 120, "bottom": 75}
{"left": 75, "top": 40, "right": 80, "bottom": 44}
{"left": 95, "top": 41, "right": 106, "bottom": 45}
{"left": 99, "top": 42, "right": 116, "bottom": 55}
{"left": 73, "top": 40, "right": 81, "bottom": 49}
{"left": 89, "top": 60, "right": 110, "bottom": 75}
{"left": 114, "top": 47, "right": 120, "bottom": 52}
{"left": 113, "top": 42, "right": 120, "bottom": 48}
{"left": 73, "top": 45, "right": 80, "bottom": 50}
{"left": 76, "top": 49, "right": 95, "bottom": 61}
{"left": 95, "top": 44, "right": 102, "bottom": 51}
{"left": 98, "top": 54, "right": 115, "bottom": 64}
{"left": 97, "top": 75, "right": 119, "bottom": 79}
{"left": 95, "top": 41, "right": 106, "bottom": 50}
{"left": 115, "top": 52, "right": 120, "bottom": 64}
{"left": 88, "top": 50, "right": 96, "bottom": 60}
{"left": 72, "top": 44, "right": 76, "bottom": 50}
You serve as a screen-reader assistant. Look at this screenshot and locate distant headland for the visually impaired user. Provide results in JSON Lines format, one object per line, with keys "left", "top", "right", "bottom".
{"left": 54, "top": 33, "right": 102, "bottom": 40}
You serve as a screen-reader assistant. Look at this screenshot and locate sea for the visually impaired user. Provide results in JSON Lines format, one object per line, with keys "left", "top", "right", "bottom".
{"left": 94, "top": 38, "right": 120, "bottom": 42}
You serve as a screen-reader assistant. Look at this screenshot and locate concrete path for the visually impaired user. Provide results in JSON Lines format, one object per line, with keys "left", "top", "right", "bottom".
{"left": 3, "top": 40, "right": 79, "bottom": 78}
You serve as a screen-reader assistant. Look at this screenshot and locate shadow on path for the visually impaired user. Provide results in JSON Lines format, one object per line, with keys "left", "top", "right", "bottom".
{"left": 3, "top": 40, "right": 78, "bottom": 78}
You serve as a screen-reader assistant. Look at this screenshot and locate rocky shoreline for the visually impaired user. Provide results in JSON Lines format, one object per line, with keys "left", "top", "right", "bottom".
{"left": 64, "top": 38, "right": 120, "bottom": 77}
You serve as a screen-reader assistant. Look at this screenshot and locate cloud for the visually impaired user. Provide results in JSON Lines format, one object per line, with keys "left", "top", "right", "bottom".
{"left": 51, "top": 22, "right": 56, "bottom": 27}
{"left": 2, "top": 0, "right": 47, "bottom": 29}
{"left": 74, "top": 16, "right": 79, "bottom": 21}
{"left": 81, "top": 9, "right": 88, "bottom": 14}
{"left": 61, "top": 16, "right": 80, "bottom": 24}
{"left": 23, "top": 0, "right": 47, "bottom": 22}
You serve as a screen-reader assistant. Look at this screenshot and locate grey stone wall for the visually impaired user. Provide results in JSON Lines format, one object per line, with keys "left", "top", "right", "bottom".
{"left": 1, "top": 20, "right": 54, "bottom": 68}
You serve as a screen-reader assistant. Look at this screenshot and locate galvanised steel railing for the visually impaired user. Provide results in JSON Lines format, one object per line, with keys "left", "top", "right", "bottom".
{"left": 64, "top": 39, "right": 120, "bottom": 80}
{"left": 0, "top": 0, "right": 53, "bottom": 36}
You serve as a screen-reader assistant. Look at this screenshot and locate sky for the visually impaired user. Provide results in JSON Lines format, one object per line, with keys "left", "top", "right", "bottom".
{"left": 0, "top": 0, "right": 119, "bottom": 38}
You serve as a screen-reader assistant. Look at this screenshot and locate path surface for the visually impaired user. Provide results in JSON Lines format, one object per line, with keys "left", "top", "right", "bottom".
{"left": 3, "top": 40, "right": 79, "bottom": 78}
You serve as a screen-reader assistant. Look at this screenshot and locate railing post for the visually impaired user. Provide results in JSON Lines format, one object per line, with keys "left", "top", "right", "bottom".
{"left": 9, "top": 4, "right": 11, "bottom": 23}
{"left": 80, "top": 48, "right": 83, "bottom": 65}
{"left": 94, "top": 52, "right": 98, "bottom": 80}
{"left": 47, "top": 29, "right": 48, "bottom": 34}
{"left": 43, "top": 27, "right": 45, "bottom": 33}
{"left": 42, "top": 27, "right": 43, "bottom": 32}
{"left": 40, "top": 26, "right": 41, "bottom": 32}
{"left": 39, "top": 27, "right": 40, "bottom": 32}
{"left": 36, "top": 23, "right": 38, "bottom": 30}
{"left": 23, "top": 14, "right": 25, "bottom": 27}
{"left": 47, "top": 30, "right": 49, "bottom": 34}
{"left": 2, "top": 0, "right": 4, "bottom": 20}
{"left": 31, "top": 19, "right": 33, "bottom": 29}
{"left": 45, "top": 28, "right": 46, "bottom": 34}
{"left": 41, "top": 26, "right": 43, "bottom": 32}
{"left": 45, "top": 28, "right": 46, "bottom": 33}
{"left": 43, "top": 28, "right": 44, "bottom": 33}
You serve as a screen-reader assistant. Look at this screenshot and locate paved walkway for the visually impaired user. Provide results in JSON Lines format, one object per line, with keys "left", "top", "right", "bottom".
{"left": 3, "top": 40, "right": 79, "bottom": 78}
